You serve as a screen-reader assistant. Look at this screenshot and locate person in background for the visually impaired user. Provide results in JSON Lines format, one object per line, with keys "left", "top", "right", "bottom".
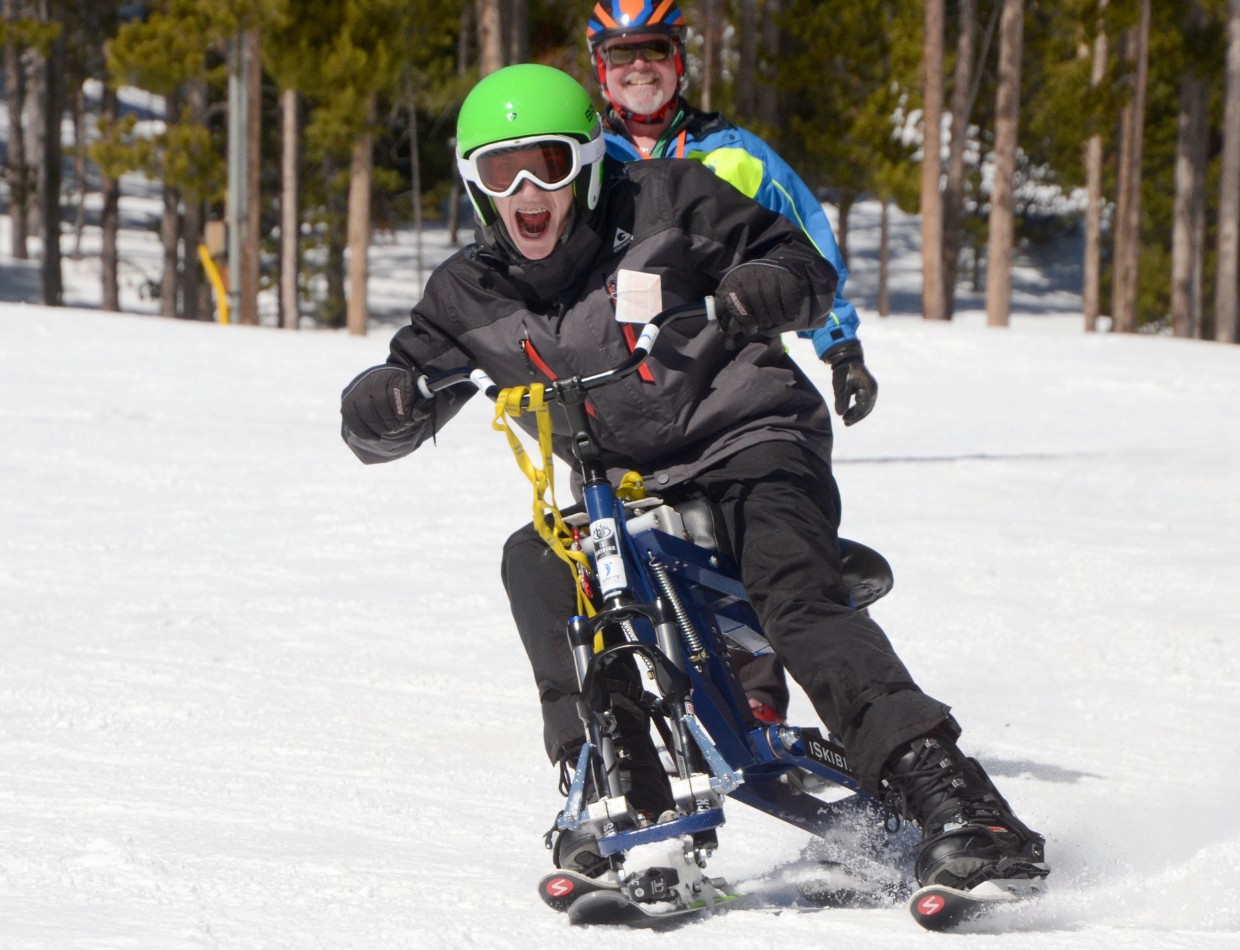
{"left": 586, "top": 0, "right": 877, "bottom": 725}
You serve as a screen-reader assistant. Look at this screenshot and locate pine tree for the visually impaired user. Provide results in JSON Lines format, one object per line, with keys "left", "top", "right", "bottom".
{"left": 106, "top": 0, "right": 243, "bottom": 320}
{"left": 771, "top": 1, "right": 919, "bottom": 282}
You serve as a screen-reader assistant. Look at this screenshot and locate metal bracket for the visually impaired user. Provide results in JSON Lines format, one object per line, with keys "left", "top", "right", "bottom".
{"left": 683, "top": 713, "right": 743, "bottom": 795}
{"left": 558, "top": 743, "right": 593, "bottom": 830}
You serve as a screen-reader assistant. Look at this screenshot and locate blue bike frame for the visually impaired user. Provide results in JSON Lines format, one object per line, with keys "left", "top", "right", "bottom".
{"left": 566, "top": 474, "right": 884, "bottom": 856}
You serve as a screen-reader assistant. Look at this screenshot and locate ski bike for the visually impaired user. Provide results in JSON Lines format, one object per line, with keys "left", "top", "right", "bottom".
{"left": 417, "top": 301, "right": 1045, "bottom": 929}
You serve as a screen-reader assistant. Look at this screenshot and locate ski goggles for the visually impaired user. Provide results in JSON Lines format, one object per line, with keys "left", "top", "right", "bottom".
{"left": 458, "top": 134, "right": 604, "bottom": 199}
{"left": 599, "top": 38, "right": 675, "bottom": 66}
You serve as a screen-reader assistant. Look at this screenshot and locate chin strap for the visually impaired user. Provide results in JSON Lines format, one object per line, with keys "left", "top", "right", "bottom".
{"left": 493, "top": 384, "right": 597, "bottom": 617}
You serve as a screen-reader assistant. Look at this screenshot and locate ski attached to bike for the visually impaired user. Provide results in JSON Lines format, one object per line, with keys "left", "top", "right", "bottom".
{"left": 538, "top": 868, "right": 741, "bottom": 927}
{"left": 908, "top": 877, "right": 1046, "bottom": 930}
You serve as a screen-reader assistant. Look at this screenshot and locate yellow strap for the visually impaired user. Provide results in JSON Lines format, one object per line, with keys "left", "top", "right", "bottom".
{"left": 197, "top": 243, "right": 230, "bottom": 325}
{"left": 493, "top": 385, "right": 597, "bottom": 617}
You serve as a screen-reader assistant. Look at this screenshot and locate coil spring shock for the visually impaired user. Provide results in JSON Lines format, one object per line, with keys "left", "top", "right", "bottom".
{"left": 619, "top": 617, "right": 657, "bottom": 679}
{"left": 647, "top": 555, "right": 707, "bottom": 662}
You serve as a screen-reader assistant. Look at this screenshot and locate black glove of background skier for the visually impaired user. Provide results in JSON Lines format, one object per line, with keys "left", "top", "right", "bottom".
{"left": 715, "top": 260, "right": 807, "bottom": 341}
{"left": 340, "top": 364, "right": 422, "bottom": 443}
{"left": 825, "top": 340, "right": 878, "bottom": 426}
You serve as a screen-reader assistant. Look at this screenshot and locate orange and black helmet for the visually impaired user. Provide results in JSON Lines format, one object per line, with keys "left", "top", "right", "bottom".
{"left": 586, "top": 0, "right": 685, "bottom": 49}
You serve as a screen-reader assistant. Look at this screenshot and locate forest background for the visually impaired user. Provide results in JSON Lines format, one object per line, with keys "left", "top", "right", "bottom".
{"left": 3, "top": 0, "right": 1239, "bottom": 344}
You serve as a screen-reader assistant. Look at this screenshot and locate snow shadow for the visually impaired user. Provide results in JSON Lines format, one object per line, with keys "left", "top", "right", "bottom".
{"left": 984, "top": 757, "right": 1101, "bottom": 784}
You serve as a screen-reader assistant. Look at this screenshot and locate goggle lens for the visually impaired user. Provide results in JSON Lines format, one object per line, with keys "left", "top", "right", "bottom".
{"left": 474, "top": 140, "right": 576, "bottom": 195}
{"left": 602, "top": 39, "right": 673, "bottom": 66}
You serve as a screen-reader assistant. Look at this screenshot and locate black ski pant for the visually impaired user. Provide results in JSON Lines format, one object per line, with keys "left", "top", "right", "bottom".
{"left": 500, "top": 440, "right": 953, "bottom": 794}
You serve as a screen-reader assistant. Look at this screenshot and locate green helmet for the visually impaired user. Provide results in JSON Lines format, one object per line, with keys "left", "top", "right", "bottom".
{"left": 456, "top": 64, "right": 605, "bottom": 228}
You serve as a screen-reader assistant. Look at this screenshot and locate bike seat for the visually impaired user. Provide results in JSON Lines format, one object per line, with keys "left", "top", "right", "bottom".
{"left": 674, "top": 497, "right": 893, "bottom": 609}
{"left": 837, "top": 538, "right": 894, "bottom": 609}
{"left": 676, "top": 496, "right": 730, "bottom": 556}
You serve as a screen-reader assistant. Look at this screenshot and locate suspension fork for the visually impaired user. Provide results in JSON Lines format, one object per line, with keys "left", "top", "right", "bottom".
{"left": 559, "top": 389, "right": 703, "bottom": 784}
{"left": 567, "top": 615, "right": 624, "bottom": 799}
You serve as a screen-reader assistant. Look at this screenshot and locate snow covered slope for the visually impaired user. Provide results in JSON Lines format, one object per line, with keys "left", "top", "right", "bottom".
{"left": 3, "top": 295, "right": 1238, "bottom": 947}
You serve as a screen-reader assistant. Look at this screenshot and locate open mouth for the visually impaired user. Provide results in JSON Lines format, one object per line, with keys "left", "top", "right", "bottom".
{"left": 515, "top": 209, "right": 552, "bottom": 239}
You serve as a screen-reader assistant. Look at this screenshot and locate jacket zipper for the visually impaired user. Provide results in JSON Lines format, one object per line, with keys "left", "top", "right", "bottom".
{"left": 521, "top": 334, "right": 597, "bottom": 417}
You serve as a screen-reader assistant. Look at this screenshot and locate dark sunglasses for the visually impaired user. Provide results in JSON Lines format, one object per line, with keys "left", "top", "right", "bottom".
{"left": 601, "top": 38, "right": 674, "bottom": 67}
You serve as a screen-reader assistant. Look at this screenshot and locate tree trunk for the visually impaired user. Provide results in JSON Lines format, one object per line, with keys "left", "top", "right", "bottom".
{"left": 985, "top": 0, "right": 1023, "bottom": 328}
{"left": 323, "top": 155, "right": 347, "bottom": 327}
{"left": 1214, "top": 0, "right": 1240, "bottom": 343}
{"left": 71, "top": 84, "right": 86, "bottom": 258}
{"left": 1083, "top": 3, "right": 1108, "bottom": 333}
{"left": 757, "top": 0, "right": 781, "bottom": 124}
{"left": 183, "top": 76, "right": 208, "bottom": 321}
{"left": 836, "top": 191, "right": 852, "bottom": 262}
{"left": 1172, "top": 54, "right": 1208, "bottom": 338}
{"left": 25, "top": 13, "right": 43, "bottom": 240}
{"left": 346, "top": 96, "right": 374, "bottom": 337}
{"left": 325, "top": 239, "right": 346, "bottom": 327}
{"left": 5, "top": 0, "right": 29, "bottom": 260}
{"left": 160, "top": 179, "right": 180, "bottom": 317}
{"left": 36, "top": 0, "right": 62, "bottom": 307}
{"left": 699, "top": 0, "right": 720, "bottom": 110}
{"left": 160, "top": 87, "right": 182, "bottom": 318}
{"left": 406, "top": 86, "right": 425, "bottom": 290}
{"left": 942, "top": 0, "right": 977, "bottom": 319}
{"left": 100, "top": 80, "right": 120, "bottom": 313}
{"left": 189, "top": 234, "right": 210, "bottom": 320}
{"left": 477, "top": 0, "right": 503, "bottom": 75}
{"left": 878, "top": 199, "right": 891, "bottom": 317}
{"left": 240, "top": 28, "right": 262, "bottom": 326}
{"left": 448, "top": 180, "right": 463, "bottom": 245}
{"left": 280, "top": 87, "right": 301, "bottom": 330}
{"left": 450, "top": 3, "right": 473, "bottom": 246}
{"left": 1111, "top": 0, "right": 1150, "bottom": 335}
{"left": 736, "top": 0, "right": 757, "bottom": 121}
{"left": 920, "top": 0, "right": 946, "bottom": 321}
{"left": 504, "top": 0, "right": 528, "bottom": 66}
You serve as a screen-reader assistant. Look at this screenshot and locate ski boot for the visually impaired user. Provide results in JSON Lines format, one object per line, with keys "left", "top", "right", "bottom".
{"left": 881, "top": 730, "right": 1049, "bottom": 891}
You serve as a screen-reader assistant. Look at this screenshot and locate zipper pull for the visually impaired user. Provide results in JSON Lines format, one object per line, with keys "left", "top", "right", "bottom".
{"left": 519, "top": 332, "right": 536, "bottom": 377}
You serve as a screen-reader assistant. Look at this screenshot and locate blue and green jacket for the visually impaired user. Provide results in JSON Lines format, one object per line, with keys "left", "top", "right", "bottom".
{"left": 603, "top": 103, "right": 859, "bottom": 359}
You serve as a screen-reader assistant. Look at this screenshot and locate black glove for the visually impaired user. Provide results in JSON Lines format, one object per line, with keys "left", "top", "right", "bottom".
{"left": 825, "top": 340, "right": 878, "bottom": 426}
{"left": 715, "top": 260, "right": 807, "bottom": 341}
{"left": 340, "top": 364, "right": 422, "bottom": 443}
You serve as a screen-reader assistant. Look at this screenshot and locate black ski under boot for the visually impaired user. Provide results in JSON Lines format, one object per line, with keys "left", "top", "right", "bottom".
{"left": 881, "top": 732, "right": 1049, "bottom": 889}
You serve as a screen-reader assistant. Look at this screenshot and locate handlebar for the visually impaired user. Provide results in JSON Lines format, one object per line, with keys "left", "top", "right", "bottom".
{"left": 416, "top": 299, "right": 715, "bottom": 404}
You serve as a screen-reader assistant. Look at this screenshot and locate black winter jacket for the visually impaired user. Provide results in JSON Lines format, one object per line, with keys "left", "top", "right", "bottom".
{"left": 342, "top": 157, "right": 839, "bottom": 491}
